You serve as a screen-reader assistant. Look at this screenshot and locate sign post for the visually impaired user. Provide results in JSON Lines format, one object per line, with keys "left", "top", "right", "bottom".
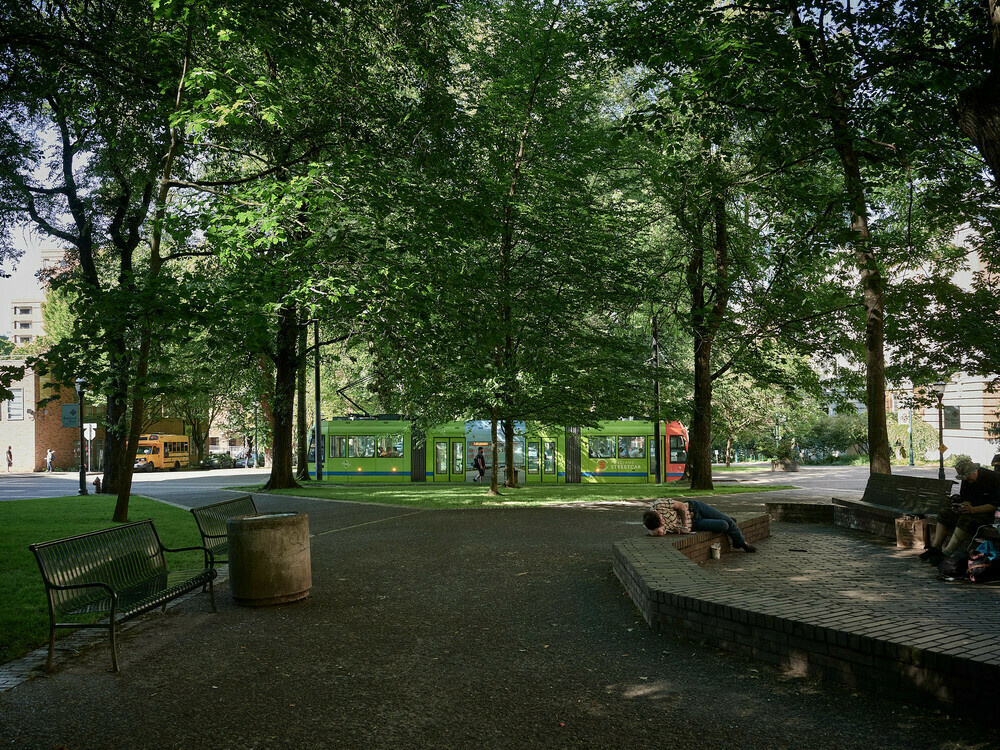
{"left": 83, "top": 424, "right": 96, "bottom": 471}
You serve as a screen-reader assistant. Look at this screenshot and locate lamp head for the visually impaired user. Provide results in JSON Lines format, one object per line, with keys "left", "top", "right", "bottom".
{"left": 74, "top": 378, "right": 88, "bottom": 395}
{"left": 931, "top": 381, "right": 946, "bottom": 399}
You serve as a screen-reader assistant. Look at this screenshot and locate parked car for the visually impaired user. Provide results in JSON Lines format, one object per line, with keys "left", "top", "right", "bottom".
{"left": 200, "top": 454, "right": 234, "bottom": 470}
{"left": 234, "top": 453, "right": 264, "bottom": 469}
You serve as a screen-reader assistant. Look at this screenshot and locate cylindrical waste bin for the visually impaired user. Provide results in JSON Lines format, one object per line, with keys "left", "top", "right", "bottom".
{"left": 227, "top": 512, "right": 311, "bottom": 606}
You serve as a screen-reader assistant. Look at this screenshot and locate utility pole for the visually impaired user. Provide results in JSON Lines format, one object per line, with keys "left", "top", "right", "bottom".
{"left": 652, "top": 311, "right": 662, "bottom": 484}
{"left": 314, "top": 320, "right": 323, "bottom": 481}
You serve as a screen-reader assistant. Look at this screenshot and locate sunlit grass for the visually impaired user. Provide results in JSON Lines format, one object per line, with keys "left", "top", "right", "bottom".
{"left": 0, "top": 495, "right": 205, "bottom": 664}
{"left": 242, "top": 481, "right": 794, "bottom": 510}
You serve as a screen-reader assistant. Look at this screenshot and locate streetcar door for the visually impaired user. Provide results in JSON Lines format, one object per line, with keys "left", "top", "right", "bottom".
{"left": 541, "top": 440, "right": 557, "bottom": 483}
{"left": 526, "top": 440, "right": 539, "bottom": 483}
{"left": 450, "top": 439, "right": 465, "bottom": 481}
{"left": 434, "top": 441, "right": 449, "bottom": 482}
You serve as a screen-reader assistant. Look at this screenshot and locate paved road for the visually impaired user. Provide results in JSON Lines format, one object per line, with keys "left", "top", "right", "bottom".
{"left": 0, "top": 463, "right": 960, "bottom": 504}
{"left": 0, "top": 467, "right": 270, "bottom": 503}
{"left": 2, "top": 472, "right": 997, "bottom": 748}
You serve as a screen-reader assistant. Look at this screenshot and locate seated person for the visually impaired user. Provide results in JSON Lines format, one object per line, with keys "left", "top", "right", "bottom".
{"left": 920, "top": 457, "right": 1000, "bottom": 565}
{"left": 642, "top": 498, "right": 756, "bottom": 552}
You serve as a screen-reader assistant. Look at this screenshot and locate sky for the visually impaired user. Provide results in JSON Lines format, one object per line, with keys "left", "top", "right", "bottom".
{"left": 0, "top": 229, "right": 47, "bottom": 339}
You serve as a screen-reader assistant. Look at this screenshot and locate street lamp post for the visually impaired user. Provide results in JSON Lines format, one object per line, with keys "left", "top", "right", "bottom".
{"left": 932, "top": 381, "right": 946, "bottom": 480}
{"left": 74, "top": 378, "right": 88, "bottom": 496}
{"left": 908, "top": 404, "right": 914, "bottom": 467}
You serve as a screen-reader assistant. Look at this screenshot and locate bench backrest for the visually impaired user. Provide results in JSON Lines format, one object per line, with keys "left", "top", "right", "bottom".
{"left": 190, "top": 495, "right": 258, "bottom": 551}
{"left": 29, "top": 520, "right": 167, "bottom": 615}
{"left": 860, "top": 473, "right": 954, "bottom": 514}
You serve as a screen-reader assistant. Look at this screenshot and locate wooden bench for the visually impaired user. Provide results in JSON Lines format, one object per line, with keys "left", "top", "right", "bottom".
{"left": 190, "top": 494, "right": 259, "bottom": 567}
{"left": 29, "top": 520, "right": 217, "bottom": 672}
{"left": 832, "top": 473, "right": 954, "bottom": 539}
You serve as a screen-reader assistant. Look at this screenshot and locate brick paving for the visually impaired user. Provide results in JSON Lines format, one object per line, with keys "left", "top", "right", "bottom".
{"left": 706, "top": 523, "right": 1000, "bottom": 630}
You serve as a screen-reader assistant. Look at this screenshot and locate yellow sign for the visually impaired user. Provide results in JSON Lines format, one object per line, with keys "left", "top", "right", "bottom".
{"left": 939, "top": 444, "right": 948, "bottom": 453}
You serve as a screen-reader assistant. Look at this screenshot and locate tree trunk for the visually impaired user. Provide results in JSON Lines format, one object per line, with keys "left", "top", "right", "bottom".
{"left": 689, "top": 331, "right": 715, "bottom": 490}
{"left": 101, "top": 338, "right": 131, "bottom": 495}
{"left": 686, "top": 186, "right": 729, "bottom": 491}
{"left": 725, "top": 435, "right": 733, "bottom": 467}
{"left": 832, "top": 123, "right": 892, "bottom": 475}
{"left": 262, "top": 304, "right": 301, "bottom": 490}
{"left": 957, "top": 2, "right": 1000, "bottom": 183}
{"left": 294, "top": 324, "right": 310, "bottom": 481}
{"left": 503, "top": 416, "right": 518, "bottom": 487}
{"left": 489, "top": 411, "right": 500, "bottom": 495}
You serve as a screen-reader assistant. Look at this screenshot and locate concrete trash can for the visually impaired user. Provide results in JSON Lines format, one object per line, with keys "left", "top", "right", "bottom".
{"left": 227, "top": 512, "right": 312, "bottom": 606}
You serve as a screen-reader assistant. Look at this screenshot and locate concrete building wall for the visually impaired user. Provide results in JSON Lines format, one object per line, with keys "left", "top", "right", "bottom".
{"left": 0, "top": 363, "right": 37, "bottom": 471}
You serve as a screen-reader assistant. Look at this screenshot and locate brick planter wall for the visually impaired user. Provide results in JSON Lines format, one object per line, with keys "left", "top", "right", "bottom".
{"left": 766, "top": 502, "right": 835, "bottom": 524}
{"left": 613, "top": 523, "right": 1000, "bottom": 724}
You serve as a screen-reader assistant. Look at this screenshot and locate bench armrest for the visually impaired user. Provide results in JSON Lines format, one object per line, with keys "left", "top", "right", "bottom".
{"left": 161, "top": 545, "right": 216, "bottom": 566}
{"left": 44, "top": 580, "right": 117, "bottom": 600}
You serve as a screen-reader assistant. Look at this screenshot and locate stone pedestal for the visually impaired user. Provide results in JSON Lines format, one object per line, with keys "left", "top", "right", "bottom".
{"left": 227, "top": 512, "right": 311, "bottom": 606}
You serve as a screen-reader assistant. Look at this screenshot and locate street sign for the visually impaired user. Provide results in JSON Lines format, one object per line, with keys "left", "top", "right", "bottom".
{"left": 61, "top": 405, "right": 79, "bottom": 428}
{"left": 939, "top": 444, "right": 948, "bottom": 453}
{"left": 83, "top": 424, "right": 96, "bottom": 441}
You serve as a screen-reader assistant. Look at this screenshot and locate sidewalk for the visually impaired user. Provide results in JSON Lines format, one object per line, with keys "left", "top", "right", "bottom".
{"left": 2, "top": 492, "right": 997, "bottom": 749}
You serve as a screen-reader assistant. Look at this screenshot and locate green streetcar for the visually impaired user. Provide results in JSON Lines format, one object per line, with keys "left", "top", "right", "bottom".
{"left": 309, "top": 416, "right": 687, "bottom": 484}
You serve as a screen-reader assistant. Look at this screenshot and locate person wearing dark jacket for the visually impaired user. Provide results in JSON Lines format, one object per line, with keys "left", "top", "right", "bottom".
{"left": 919, "top": 457, "right": 1000, "bottom": 565}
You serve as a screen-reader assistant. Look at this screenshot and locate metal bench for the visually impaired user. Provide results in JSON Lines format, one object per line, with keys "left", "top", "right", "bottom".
{"left": 190, "top": 494, "right": 259, "bottom": 567}
{"left": 29, "top": 520, "right": 217, "bottom": 672}
{"left": 832, "top": 473, "right": 954, "bottom": 538}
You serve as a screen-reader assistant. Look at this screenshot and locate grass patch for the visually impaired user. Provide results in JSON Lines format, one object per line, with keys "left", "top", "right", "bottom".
{"left": 0, "top": 495, "right": 205, "bottom": 665}
{"left": 243, "top": 481, "right": 794, "bottom": 510}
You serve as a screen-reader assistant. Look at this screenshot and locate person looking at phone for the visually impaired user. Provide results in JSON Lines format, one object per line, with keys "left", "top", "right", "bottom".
{"left": 919, "top": 457, "right": 1000, "bottom": 565}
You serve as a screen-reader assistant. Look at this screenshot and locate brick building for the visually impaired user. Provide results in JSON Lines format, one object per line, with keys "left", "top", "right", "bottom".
{"left": 0, "top": 360, "right": 83, "bottom": 472}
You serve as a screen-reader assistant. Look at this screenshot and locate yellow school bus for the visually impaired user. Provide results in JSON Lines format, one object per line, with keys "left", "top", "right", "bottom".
{"left": 134, "top": 434, "right": 190, "bottom": 472}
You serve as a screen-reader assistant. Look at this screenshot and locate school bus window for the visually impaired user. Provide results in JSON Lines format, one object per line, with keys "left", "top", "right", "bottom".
{"left": 618, "top": 436, "right": 645, "bottom": 459}
{"left": 588, "top": 436, "right": 615, "bottom": 459}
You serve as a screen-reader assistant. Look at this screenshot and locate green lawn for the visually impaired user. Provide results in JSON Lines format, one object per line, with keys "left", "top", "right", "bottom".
{"left": 0, "top": 495, "right": 205, "bottom": 665}
{"left": 249, "top": 481, "right": 794, "bottom": 509}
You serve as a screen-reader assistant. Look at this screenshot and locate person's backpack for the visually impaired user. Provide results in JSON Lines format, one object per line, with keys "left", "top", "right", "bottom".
{"left": 968, "top": 539, "right": 999, "bottom": 583}
{"left": 937, "top": 551, "right": 969, "bottom": 580}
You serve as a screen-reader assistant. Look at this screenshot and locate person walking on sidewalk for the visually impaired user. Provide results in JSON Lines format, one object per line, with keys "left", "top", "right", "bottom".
{"left": 473, "top": 447, "right": 487, "bottom": 483}
{"left": 642, "top": 498, "right": 757, "bottom": 552}
{"left": 5, "top": 446, "right": 12, "bottom": 473}
{"left": 45, "top": 448, "right": 55, "bottom": 472}
{"left": 919, "top": 457, "right": 1000, "bottom": 565}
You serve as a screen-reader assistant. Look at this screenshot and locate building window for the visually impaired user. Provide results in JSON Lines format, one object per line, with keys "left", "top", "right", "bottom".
{"left": 944, "top": 406, "right": 961, "bottom": 430}
{"left": 15, "top": 307, "right": 32, "bottom": 315}
{"left": 15, "top": 322, "right": 31, "bottom": 329}
{"left": 7, "top": 389, "right": 23, "bottom": 420}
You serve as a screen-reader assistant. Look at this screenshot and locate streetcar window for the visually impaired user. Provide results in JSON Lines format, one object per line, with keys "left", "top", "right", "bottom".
{"left": 543, "top": 442, "right": 555, "bottom": 473}
{"left": 527, "top": 442, "right": 539, "bottom": 473}
{"left": 349, "top": 436, "right": 375, "bottom": 458}
{"left": 513, "top": 436, "right": 525, "bottom": 467}
{"left": 587, "top": 436, "right": 615, "bottom": 459}
{"left": 329, "top": 436, "right": 346, "bottom": 459}
{"left": 377, "top": 434, "right": 404, "bottom": 458}
{"left": 618, "top": 436, "right": 645, "bottom": 459}
{"left": 669, "top": 435, "right": 687, "bottom": 463}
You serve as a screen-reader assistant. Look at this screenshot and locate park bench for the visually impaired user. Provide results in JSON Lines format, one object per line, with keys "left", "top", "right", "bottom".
{"left": 832, "top": 473, "right": 954, "bottom": 539}
{"left": 29, "top": 520, "right": 217, "bottom": 672}
{"left": 190, "top": 494, "right": 259, "bottom": 567}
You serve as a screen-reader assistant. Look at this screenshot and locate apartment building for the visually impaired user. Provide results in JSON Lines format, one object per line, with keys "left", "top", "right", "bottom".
{"left": 9, "top": 300, "right": 44, "bottom": 346}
